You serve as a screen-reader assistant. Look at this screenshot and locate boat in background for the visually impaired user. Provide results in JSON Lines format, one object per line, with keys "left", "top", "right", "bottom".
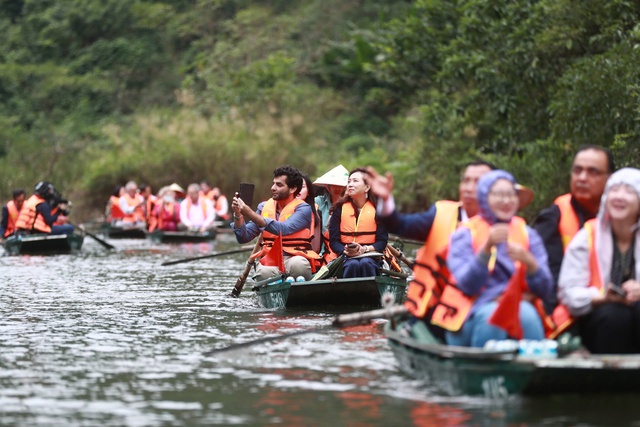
{"left": 149, "top": 229, "right": 217, "bottom": 244}
{"left": 3, "top": 233, "right": 84, "bottom": 255}
{"left": 252, "top": 274, "right": 408, "bottom": 309}
{"left": 101, "top": 223, "right": 147, "bottom": 239}
{"left": 385, "top": 319, "right": 640, "bottom": 398}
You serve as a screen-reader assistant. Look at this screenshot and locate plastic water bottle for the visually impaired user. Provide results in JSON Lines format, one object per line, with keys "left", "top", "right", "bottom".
{"left": 517, "top": 339, "right": 558, "bottom": 358}
{"left": 295, "top": 276, "right": 306, "bottom": 282}
{"left": 484, "top": 339, "right": 518, "bottom": 352}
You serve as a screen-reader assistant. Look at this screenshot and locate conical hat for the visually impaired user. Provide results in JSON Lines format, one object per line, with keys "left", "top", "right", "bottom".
{"left": 313, "top": 165, "right": 349, "bottom": 187}
{"left": 515, "top": 183, "right": 534, "bottom": 210}
{"left": 168, "top": 183, "right": 185, "bottom": 193}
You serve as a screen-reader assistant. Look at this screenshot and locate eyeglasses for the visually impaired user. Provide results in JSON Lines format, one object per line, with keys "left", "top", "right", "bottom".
{"left": 571, "top": 165, "right": 606, "bottom": 178}
{"left": 489, "top": 192, "right": 518, "bottom": 201}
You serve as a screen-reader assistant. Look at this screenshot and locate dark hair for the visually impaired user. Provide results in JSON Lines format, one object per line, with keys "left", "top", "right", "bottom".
{"left": 12, "top": 189, "right": 25, "bottom": 199}
{"left": 112, "top": 185, "right": 123, "bottom": 197}
{"left": 300, "top": 173, "right": 319, "bottom": 221}
{"left": 334, "top": 167, "right": 378, "bottom": 210}
{"left": 273, "top": 165, "right": 303, "bottom": 197}
{"left": 574, "top": 145, "right": 615, "bottom": 173}
{"left": 463, "top": 160, "right": 498, "bottom": 171}
{"left": 200, "top": 180, "right": 211, "bottom": 187}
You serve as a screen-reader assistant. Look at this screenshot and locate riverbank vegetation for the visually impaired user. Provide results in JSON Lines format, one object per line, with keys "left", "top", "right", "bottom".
{"left": 1, "top": 0, "right": 639, "bottom": 219}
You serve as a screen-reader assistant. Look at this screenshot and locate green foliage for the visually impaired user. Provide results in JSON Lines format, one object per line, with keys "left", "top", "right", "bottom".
{"left": 2, "top": 0, "right": 640, "bottom": 223}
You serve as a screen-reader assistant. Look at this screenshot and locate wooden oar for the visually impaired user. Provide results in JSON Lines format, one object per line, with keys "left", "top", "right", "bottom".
{"left": 161, "top": 246, "right": 254, "bottom": 266}
{"left": 386, "top": 244, "right": 414, "bottom": 270}
{"left": 202, "top": 304, "right": 409, "bottom": 356}
{"left": 68, "top": 221, "right": 116, "bottom": 250}
{"left": 389, "top": 233, "right": 424, "bottom": 247}
{"left": 230, "top": 237, "right": 263, "bottom": 297}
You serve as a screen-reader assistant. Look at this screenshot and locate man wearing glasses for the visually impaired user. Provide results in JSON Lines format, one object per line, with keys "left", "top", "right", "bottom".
{"left": 533, "top": 145, "right": 614, "bottom": 313}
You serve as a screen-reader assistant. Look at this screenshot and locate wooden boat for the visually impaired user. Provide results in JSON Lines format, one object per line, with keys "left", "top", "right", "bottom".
{"left": 385, "top": 322, "right": 640, "bottom": 398}
{"left": 101, "top": 223, "right": 148, "bottom": 239}
{"left": 149, "top": 229, "right": 217, "bottom": 244}
{"left": 252, "top": 274, "right": 407, "bottom": 309}
{"left": 3, "top": 233, "right": 84, "bottom": 255}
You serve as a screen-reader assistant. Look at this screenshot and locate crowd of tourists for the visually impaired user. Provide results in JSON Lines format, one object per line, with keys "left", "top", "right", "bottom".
{"left": 3, "top": 145, "right": 640, "bottom": 355}
{"left": 105, "top": 180, "right": 229, "bottom": 233}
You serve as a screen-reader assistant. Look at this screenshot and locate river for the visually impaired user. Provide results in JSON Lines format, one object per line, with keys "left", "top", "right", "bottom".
{"left": 1, "top": 232, "right": 638, "bottom": 426}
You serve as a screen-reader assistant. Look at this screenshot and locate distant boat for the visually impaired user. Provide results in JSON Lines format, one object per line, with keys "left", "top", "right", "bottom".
{"left": 149, "top": 229, "right": 217, "bottom": 244}
{"left": 101, "top": 223, "right": 147, "bottom": 239}
{"left": 385, "top": 320, "right": 640, "bottom": 397}
{"left": 252, "top": 274, "right": 408, "bottom": 309}
{"left": 3, "top": 233, "right": 84, "bottom": 255}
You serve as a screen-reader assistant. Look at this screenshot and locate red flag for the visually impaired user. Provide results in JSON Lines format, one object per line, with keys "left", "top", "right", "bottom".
{"left": 488, "top": 263, "right": 525, "bottom": 339}
{"left": 259, "top": 233, "right": 285, "bottom": 273}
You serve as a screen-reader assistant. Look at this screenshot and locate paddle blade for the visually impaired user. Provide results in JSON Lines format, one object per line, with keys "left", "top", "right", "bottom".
{"left": 260, "top": 234, "right": 285, "bottom": 273}
{"left": 488, "top": 264, "right": 524, "bottom": 340}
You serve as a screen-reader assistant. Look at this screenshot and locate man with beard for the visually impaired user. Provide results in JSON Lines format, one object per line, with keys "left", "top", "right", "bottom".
{"left": 533, "top": 145, "right": 614, "bottom": 313}
{"left": 232, "top": 165, "right": 321, "bottom": 282}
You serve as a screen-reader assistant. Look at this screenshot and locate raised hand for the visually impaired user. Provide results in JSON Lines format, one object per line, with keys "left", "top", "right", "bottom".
{"left": 365, "top": 166, "right": 394, "bottom": 201}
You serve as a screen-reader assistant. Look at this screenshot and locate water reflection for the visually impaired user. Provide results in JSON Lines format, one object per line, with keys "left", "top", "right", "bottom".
{"left": 1, "top": 235, "right": 640, "bottom": 426}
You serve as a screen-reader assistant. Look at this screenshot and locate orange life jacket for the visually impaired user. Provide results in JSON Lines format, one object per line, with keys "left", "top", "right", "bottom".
{"left": 549, "top": 219, "right": 602, "bottom": 338}
{"left": 430, "top": 216, "right": 531, "bottom": 332}
{"left": 15, "top": 195, "right": 51, "bottom": 233}
{"left": 4, "top": 200, "right": 22, "bottom": 237}
{"left": 554, "top": 193, "right": 581, "bottom": 251}
{"left": 404, "top": 200, "right": 460, "bottom": 318}
{"left": 107, "top": 196, "right": 125, "bottom": 222}
{"left": 121, "top": 194, "right": 145, "bottom": 223}
{"left": 339, "top": 201, "right": 377, "bottom": 245}
{"left": 146, "top": 195, "right": 158, "bottom": 224}
{"left": 214, "top": 194, "right": 230, "bottom": 220}
{"left": 260, "top": 198, "right": 321, "bottom": 268}
{"left": 185, "top": 197, "right": 208, "bottom": 220}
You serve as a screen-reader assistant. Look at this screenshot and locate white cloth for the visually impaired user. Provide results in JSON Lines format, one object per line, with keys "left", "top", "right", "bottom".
{"left": 180, "top": 197, "right": 215, "bottom": 228}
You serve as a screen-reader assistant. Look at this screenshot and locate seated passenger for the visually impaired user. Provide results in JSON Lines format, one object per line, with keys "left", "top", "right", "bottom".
{"left": 211, "top": 187, "right": 230, "bottom": 221}
{"left": 329, "top": 167, "right": 388, "bottom": 278}
{"left": 297, "top": 173, "right": 322, "bottom": 255}
{"left": 180, "top": 183, "right": 215, "bottom": 233}
{"left": 115, "top": 181, "right": 146, "bottom": 229}
{"left": 558, "top": 168, "right": 640, "bottom": 354}
{"left": 105, "top": 185, "right": 125, "bottom": 225}
{"left": 15, "top": 182, "right": 74, "bottom": 236}
{"left": 444, "top": 170, "right": 552, "bottom": 347}
{"left": 149, "top": 187, "right": 181, "bottom": 232}
{"left": 232, "top": 165, "right": 321, "bottom": 282}
{"left": 1, "top": 189, "right": 26, "bottom": 240}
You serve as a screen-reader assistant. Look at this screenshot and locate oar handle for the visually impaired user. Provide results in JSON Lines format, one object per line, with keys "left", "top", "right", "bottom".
{"left": 331, "top": 305, "right": 409, "bottom": 328}
{"left": 230, "top": 237, "right": 263, "bottom": 298}
{"left": 68, "top": 221, "right": 116, "bottom": 250}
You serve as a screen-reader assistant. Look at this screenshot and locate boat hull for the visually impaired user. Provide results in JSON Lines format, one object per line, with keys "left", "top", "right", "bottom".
{"left": 101, "top": 224, "right": 148, "bottom": 239}
{"left": 149, "top": 230, "right": 217, "bottom": 244}
{"left": 386, "top": 326, "right": 640, "bottom": 397}
{"left": 3, "top": 233, "right": 84, "bottom": 255}
{"left": 254, "top": 275, "right": 407, "bottom": 309}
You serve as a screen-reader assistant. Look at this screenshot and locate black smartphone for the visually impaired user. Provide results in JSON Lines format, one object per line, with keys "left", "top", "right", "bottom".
{"left": 609, "top": 284, "right": 627, "bottom": 297}
{"left": 346, "top": 242, "right": 358, "bottom": 249}
{"left": 238, "top": 182, "right": 255, "bottom": 209}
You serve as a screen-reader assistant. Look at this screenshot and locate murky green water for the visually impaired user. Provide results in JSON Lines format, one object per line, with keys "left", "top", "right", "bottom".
{"left": 1, "top": 233, "right": 639, "bottom": 426}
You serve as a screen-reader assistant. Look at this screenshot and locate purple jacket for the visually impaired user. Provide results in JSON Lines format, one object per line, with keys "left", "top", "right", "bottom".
{"left": 447, "top": 170, "right": 553, "bottom": 315}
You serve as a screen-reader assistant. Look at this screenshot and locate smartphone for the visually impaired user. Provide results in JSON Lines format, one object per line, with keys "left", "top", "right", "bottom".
{"left": 346, "top": 242, "right": 358, "bottom": 249}
{"left": 609, "top": 284, "right": 627, "bottom": 297}
{"left": 238, "top": 182, "right": 255, "bottom": 209}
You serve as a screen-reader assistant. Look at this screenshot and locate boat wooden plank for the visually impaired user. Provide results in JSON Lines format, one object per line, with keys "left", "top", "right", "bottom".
{"left": 3, "top": 233, "right": 84, "bottom": 255}
{"left": 385, "top": 323, "right": 640, "bottom": 397}
{"left": 149, "top": 230, "right": 217, "bottom": 244}
{"left": 254, "top": 275, "right": 407, "bottom": 309}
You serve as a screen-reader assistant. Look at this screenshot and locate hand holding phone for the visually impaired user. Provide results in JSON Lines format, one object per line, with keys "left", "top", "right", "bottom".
{"left": 346, "top": 242, "right": 358, "bottom": 250}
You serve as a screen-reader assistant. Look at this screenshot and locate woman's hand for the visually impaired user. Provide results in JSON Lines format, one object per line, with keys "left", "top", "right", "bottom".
{"left": 507, "top": 242, "right": 538, "bottom": 273}
{"left": 482, "top": 223, "right": 509, "bottom": 253}
{"left": 344, "top": 243, "right": 365, "bottom": 257}
{"left": 623, "top": 279, "right": 640, "bottom": 303}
